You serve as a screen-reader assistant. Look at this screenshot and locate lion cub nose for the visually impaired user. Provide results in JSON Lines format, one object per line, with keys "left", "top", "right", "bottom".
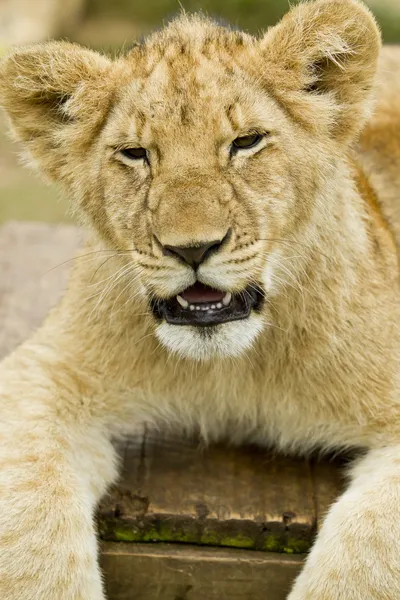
{"left": 163, "top": 231, "right": 230, "bottom": 269}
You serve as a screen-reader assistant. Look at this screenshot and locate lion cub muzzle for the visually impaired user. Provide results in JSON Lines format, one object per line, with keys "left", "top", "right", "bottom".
{"left": 151, "top": 225, "right": 264, "bottom": 326}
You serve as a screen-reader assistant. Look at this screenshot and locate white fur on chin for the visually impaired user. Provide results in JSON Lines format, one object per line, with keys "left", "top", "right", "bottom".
{"left": 155, "top": 313, "right": 265, "bottom": 360}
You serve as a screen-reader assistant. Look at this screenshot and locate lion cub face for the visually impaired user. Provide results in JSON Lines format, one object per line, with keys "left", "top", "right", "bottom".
{"left": 0, "top": 1, "right": 381, "bottom": 360}
{"left": 99, "top": 28, "right": 305, "bottom": 360}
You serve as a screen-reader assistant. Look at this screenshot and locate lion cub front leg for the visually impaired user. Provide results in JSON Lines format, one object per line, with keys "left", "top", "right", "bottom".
{"left": 288, "top": 446, "right": 400, "bottom": 600}
{"left": 0, "top": 349, "right": 119, "bottom": 600}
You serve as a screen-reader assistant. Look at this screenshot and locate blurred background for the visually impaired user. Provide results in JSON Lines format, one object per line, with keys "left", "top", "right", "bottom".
{"left": 0, "top": 0, "right": 399, "bottom": 225}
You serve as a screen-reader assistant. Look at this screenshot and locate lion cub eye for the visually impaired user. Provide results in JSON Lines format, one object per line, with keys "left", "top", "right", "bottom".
{"left": 120, "top": 147, "right": 148, "bottom": 161}
{"left": 232, "top": 134, "right": 263, "bottom": 150}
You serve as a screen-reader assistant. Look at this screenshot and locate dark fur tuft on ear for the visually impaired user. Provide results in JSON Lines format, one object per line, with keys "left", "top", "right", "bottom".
{"left": 260, "top": 0, "right": 381, "bottom": 142}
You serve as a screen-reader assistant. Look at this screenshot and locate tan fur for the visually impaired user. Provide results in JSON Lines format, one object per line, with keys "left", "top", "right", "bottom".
{"left": 0, "top": 1, "right": 399, "bottom": 598}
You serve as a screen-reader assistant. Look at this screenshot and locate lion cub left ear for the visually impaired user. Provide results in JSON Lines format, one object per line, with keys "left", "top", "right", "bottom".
{"left": 0, "top": 42, "right": 113, "bottom": 177}
{"left": 261, "top": 0, "right": 381, "bottom": 143}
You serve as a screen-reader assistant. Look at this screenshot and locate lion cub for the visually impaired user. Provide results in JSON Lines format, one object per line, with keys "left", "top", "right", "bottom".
{"left": 1, "top": 0, "right": 400, "bottom": 598}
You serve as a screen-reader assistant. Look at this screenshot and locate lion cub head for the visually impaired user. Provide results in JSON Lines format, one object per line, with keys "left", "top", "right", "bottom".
{"left": 0, "top": 0, "right": 380, "bottom": 360}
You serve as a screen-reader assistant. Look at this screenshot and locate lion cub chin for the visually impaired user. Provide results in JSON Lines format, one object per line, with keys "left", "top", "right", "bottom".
{"left": 2, "top": 0, "right": 400, "bottom": 599}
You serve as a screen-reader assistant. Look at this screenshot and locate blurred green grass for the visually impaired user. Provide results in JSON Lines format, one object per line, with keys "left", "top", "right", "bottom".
{"left": 87, "top": 0, "right": 400, "bottom": 44}
{"left": 87, "top": 0, "right": 291, "bottom": 36}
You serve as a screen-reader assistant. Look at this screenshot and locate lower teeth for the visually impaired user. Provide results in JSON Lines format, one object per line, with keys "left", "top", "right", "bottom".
{"left": 188, "top": 303, "right": 226, "bottom": 311}
{"left": 178, "top": 293, "right": 232, "bottom": 313}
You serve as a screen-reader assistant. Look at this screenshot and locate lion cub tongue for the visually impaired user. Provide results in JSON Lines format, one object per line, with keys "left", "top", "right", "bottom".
{"left": 181, "top": 282, "right": 225, "bottom": 304}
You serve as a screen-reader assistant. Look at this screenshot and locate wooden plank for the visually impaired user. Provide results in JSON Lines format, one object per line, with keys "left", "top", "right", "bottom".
{"left": 98, "top": 428, "right": 317, "bottom": 554}
{"left": 100, "top": 542, "right": 303, "bottom": 600}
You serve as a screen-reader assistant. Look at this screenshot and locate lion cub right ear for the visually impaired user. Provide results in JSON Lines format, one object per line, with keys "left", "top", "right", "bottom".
{"left": 0, "top": 42, "right": 113, "bottom": 178}
{"left": 261, "top": 0, "right": 381, "bottom": 143}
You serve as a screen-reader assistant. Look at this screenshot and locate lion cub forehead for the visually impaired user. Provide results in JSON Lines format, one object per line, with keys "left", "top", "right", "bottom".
{"left": 142, "top": 13, "right": 255, "bottom": 65}
{"left": 107, "top": 16, "right": 280, "bottom": 145}
{"left": 127, "top": 15, "right": 256, "bottom": 105}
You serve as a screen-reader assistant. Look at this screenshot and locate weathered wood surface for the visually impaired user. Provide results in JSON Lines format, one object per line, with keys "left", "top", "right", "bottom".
{"left": 99, "top": 429, "right": 338, "bottom": 554}
{"left": 0, "top": 221, "right": 348, "bottom": 598}
{"left": 100, "top": 543, "right": 303, "bottom": 600}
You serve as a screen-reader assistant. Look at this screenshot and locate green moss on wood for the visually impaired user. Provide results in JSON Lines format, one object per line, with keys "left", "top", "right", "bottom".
{"left": 285, "top": 538, "right": 311, "bottom": 554}
{"left": 219, "top": 534, "right": 255, "bottom": 549}
{"left": 101, "top": 519, "right": 313, "bottom": 555}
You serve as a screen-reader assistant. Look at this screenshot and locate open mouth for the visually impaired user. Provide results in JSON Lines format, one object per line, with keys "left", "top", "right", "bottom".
{"left": 151, "top": 282, "right": 264, "bottom": 326}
